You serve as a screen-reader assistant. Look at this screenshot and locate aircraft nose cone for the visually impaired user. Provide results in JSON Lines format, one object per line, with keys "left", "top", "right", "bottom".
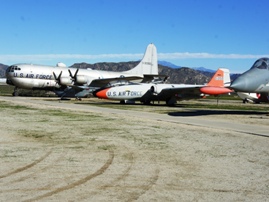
{"left": 93, "top": 88, "right": 109, "bottom": 99}
{"left": 230, "top": 77, "right": 247, "bottom": 92}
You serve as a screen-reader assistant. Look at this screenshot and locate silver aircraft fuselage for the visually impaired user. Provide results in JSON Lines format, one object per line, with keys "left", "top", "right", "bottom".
{"left": 5, "top": 63, "right": 140, "bottom": 90}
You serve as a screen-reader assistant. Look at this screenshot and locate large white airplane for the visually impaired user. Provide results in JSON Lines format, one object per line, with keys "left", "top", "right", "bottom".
{"left": 93, "top": 68, "right": 233, "bottom": 105}
{"left": 5, "top": 43, "right": 158, "bottom": 97}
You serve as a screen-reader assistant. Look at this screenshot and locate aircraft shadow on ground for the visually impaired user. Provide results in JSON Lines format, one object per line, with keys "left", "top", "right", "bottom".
{"left": 168, "top": 109, "right": 269, "bottom": 117}
{"left": 74, "top": 101, "right": 269, "bottom": 117}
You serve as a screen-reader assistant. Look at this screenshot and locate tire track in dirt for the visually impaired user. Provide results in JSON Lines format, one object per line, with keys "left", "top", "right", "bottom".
{"left": 77, "top": 150, "right": 135, "bottom": 201}
{"left": 23, "top": 149, "right": 114, "bottom": 202}
{"left": 79, "top": 151, "right": 160, "bottom": 201}
{"left": 0, "top": 150, "right": 52, "bottom": 179}
{"left": 127, "top": 167, "right": 160, "bottom": 201}
{"left": 7, "top": 152, "right": 65, "bottom": 185}
{"left": 101, "top": 152, "right": 135, "bottom": 189}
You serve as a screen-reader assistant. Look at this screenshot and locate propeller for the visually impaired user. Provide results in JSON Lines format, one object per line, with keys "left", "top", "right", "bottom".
{"left": 68, "top": 69, "right": 79, "bottom": 85}
{"left": 53, "top": 71, "right": 63, "bottom": 86}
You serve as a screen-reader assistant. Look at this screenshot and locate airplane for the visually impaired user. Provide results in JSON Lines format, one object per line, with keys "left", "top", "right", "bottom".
{"left": 230, "top": 57, "right": 269, "bottom": 93}
{"left": 5, "top": 43, "right": 159, "bottom": 98}
{"left": 237, "top": 92, "right": 269, "bottom": 103}
{"left": 93, "top": 68, "right": 233, "bottom": 105}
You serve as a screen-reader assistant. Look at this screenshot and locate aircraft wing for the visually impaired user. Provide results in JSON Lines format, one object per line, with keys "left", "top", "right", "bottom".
{"left": 156, "top": 84, "right": 233, "bottom": 100}
{"left": 156, "top": 85, "right": 205, "bottom": 100}
{"left": 89, "top": 76, "right": 144, "bottom": 87}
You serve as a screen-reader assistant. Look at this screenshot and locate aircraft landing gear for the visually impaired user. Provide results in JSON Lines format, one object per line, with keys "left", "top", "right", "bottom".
{"left": 12, "top": 87, "right": 19, "bottom": 96}
{"left": 165, "top": 97, "right": 177, "bottom": 106}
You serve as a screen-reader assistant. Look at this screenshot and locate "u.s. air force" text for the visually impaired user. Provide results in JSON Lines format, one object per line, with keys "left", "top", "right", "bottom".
{"left": 108, "top": 91, "right": 142, "bottom": 97}
{"left": 13, "top": 73, "right": 53, "bottom": 79}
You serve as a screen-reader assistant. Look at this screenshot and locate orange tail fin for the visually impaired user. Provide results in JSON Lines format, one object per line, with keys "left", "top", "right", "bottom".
{"left": 207, "top": 68, "right": 230, "bottom": 87}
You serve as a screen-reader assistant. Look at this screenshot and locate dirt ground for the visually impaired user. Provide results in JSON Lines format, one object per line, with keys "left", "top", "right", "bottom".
{"left": 0, "top": 97, "right": 268, "bottom": 202}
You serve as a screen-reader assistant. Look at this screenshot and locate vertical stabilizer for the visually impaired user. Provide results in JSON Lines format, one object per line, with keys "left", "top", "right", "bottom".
{"left": 207, "top": 68, "right": 231, "bottom": 87}
{"left": 124, "top": 43, "right": 158, "bottom": 75}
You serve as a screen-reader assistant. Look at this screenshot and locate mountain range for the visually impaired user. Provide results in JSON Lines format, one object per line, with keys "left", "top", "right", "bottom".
{"left": 158, "top": 61, "right": 216, "bottom": 73}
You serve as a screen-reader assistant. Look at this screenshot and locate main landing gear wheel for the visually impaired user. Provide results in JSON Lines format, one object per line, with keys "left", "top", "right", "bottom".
{"left": 12, "top": 87, "right": 19, "bottom": 96}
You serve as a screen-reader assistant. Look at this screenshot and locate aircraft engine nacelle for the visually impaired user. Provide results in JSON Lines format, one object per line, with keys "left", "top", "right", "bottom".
{"left": 60, "top": 77, "right": 73, "bottom": 86}
{"left": 76, "top": 75, "right": 88, "bottom": 84}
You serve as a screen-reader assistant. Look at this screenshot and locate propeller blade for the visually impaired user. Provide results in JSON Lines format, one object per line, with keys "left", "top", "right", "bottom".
{"left": 58, "top": 71, "right": 62, "bottom": 79}
{"left": 74, "top": 68, "right": 79, "bottom": 77}
{"left": 53, "top": 72, "right": 57, "bottom": 80}
{"left": 68, "top": 69, "right": 73, "bottom": 78}
{"left": 53, "top": 71, "right": 63, "bottom": 85}
{"left": 68, "top": 69, "right": 79, "bottom": 84}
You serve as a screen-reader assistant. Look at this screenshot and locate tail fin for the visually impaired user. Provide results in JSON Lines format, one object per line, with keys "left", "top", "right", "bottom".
{"left": 207, "top": 68, "right": 231, "bottom": 87}
{"left": 124, "top": 43, "right": 158, "bottom": 75}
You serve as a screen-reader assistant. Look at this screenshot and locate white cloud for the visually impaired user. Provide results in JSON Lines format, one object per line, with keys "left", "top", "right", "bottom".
{"left": 0, "top": 52, "right": 268, "bottom": 63}
{"left": 158, "top": 52, "right": 269, "bottom": 59}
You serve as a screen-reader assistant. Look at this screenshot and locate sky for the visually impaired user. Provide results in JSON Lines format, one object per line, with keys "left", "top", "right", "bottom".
{"left": 1, "top": 0, "right": 269, "bottom": 73}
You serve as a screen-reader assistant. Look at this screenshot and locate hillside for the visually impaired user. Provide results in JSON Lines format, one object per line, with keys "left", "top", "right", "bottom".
{"left": 0, "top": 64, "right": 8, "bottom": 78}
{"left": 71, "top": 62, "right": 210, "bottom": 84}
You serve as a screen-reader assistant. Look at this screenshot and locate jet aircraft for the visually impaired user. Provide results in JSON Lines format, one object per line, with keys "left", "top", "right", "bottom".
{"left": 93, "top": 68, "right": 233, "bottom": 105}
{"left": 5, "top": 44, "right": 158, "bottom": 98}
{"left": 231, "top": 58, "right": 269, "bottom": 93}
{"left": 237, "top": 92, "right": 269, "bottom": 103}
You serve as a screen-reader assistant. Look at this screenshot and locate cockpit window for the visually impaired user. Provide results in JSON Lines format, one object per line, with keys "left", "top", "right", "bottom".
{"left": 250, "top": 58, "right": 269, "bottom": 70}
{"left": 7, "top": 65, "right": 21, "bottom": 72}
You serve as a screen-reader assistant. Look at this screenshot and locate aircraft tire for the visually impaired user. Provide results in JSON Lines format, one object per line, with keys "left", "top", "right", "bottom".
{"left": 12, "top": 91, "right": 19, "bottom": 96}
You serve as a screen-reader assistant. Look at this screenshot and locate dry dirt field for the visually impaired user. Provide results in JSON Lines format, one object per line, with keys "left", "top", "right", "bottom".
{"left": 0, "top": 96, "right": 268, "bottom": 202}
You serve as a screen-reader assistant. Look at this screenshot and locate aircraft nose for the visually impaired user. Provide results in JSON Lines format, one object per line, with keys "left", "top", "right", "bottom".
{"left": 93, "top": 88, "right": 109, "bottom": 99}
{"left": 230, "top": 72, "right": 260, "bottom": 92}
{"left": 230, "top": 76, "right": 247, "bottom": 92}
